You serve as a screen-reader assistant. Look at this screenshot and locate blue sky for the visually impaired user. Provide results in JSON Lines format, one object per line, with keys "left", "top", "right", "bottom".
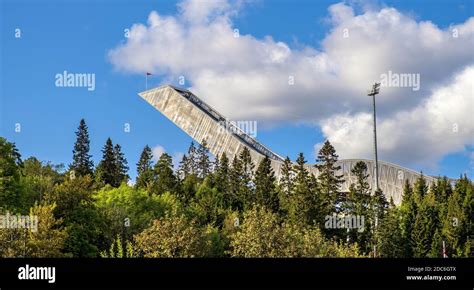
{"left": 1, "top": 0, "right": 473, "bottom": 181}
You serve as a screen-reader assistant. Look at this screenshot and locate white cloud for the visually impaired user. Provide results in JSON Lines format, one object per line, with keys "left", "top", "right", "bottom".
{"left": 109, "top": 0, "right": 474, "bottom": 168}
{"left": 317, "top": 66, "right": 474, "bottom": 169}
{"left": 151, "top": 145, "right": 166, "bottom": 162}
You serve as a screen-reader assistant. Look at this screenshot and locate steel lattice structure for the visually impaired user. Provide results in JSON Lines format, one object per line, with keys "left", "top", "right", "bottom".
{"left": 139, "top": 85, "right": 437, "bottom": 205}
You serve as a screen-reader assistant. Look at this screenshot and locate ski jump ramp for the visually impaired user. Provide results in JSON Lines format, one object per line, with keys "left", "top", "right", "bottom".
{"left": 139, "top": 85, "right": 437, "bottom": 205}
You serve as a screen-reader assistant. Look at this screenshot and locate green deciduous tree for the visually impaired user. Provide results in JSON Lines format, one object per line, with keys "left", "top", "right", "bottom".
{"left": 0, "top": 204, "right": 68, "bottom": 257}
{"left": 229, "top": 207, "right": 361, "bottom": 257}
{"left": 0, "top": 137, "right": 23, "bottom": 211}
{"left": 134, "top": 212, "right": 204, "bottom": 258}
{"left": 94, "top": 184, "right": 182, "bottom": 245}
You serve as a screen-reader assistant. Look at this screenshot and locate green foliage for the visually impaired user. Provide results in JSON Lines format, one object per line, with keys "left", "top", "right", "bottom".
{"left": 94, "top": 184, "right": 182, "bottom": 244}
{"left": 229, "top": 207, "right": 361, "bottom": 257}
{"left": 100, "top": 234, "right": 136, "bottom": 258}
{"left": 377, "top": 207, "right": 405, "bottom": 257}
{"left": 0, "top": 203, "right": 68, "bottom": 257}
{"left": 134, "top": 212, "right": 205, "bottom": 258}
{"left": 411, "top": 190, "right": 439, "bottom": 257}
{"left": 189, "top": 177, "right": 224, "bottom": 226}
{"left": 1, "top": 120, "right": 472, "bottom": 258}
{"left": 44, "top": 174, "right": 103, "bottom": 257}
{"left": 0, "top": 137, "right": 23, "bottom": 212}
{"left": 152, "top": 153, "right": 178, "bottom": 195}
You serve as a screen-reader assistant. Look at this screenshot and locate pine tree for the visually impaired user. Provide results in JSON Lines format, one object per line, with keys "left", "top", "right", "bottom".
{"left": 315, "top": 140, "right": 344, "bottom": 216}
{"left": 254, "top": 156, "right": 278, "bottom": 212}
{"left": 114, "top": 144, "right": 129, "bottom": 186}
{"left": 71, "top": 119, "right": 94, "bottom": 176}
{"left": 152, "top": 153, "right": 177, "bottom": 195}
{"left": 196, "top": 139, "right": 211, "bottom": 179}
{"left": 96, "top": 138, "right": 117, "bottom": 187}
{"left": 136, "top": 145, "right": 154, "bottom": 189}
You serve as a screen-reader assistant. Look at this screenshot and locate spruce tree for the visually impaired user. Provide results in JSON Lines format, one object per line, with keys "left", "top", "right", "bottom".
{"left": 187, "top": 142, "right": 198, "bottom": 176}
{"left": 196, "top": 139, "right": 211, "bottom": 180}
{"left": 315, "top": 140, "right": 344, "bottom": 216}
{"left": 136, "top": 145, "right": 154, "bottom": 189}
{"left": 229, "top": 155, "right": 244, "bottom": 210}
{"left": 290, "top": 153, "right": 310, "bottom": 224}
{"left": 462, "top": 183, "right": 473, "bottom": 257}
{"left": 400, "top": 180, "right": 417, "bottom": 257}
{"left": 413, "top": 174, "right": 428, "bottom": 205}
{"left": 279, "top": 157, "right": 294, "bottom": 196}
{"left": 278, "top": 157, "right": 294, "bottom": 219}
{"left": 96, "top": 138, "right": 117, "bottom": 187}
{"left": 411, "top": 190, "right": 438, "bottom": 257}
{"left": 345, "top": 161, "right": 372, "bottom": 252}
{"left": 377, "top": 207, "right": 405, "bottom": 257}
{"left": 113, "top": 144, "right": 129, "bottom": 186}
{"left": 214, "top": 153, "right": 230, "bottom": 201}
{"left": 178, "top": 154, "right": 191, "bottom": 180}
{"left": 239, "top": 147, "right": 255, "bottom": 210}
{"left": 441, "top": 188, "right": 465, "bottom": 257}
{"left": 254, "top": 156, "right": 278, "bottom": 212}
{"left": 71, "top": 119, "right": 94, "bottom": 176}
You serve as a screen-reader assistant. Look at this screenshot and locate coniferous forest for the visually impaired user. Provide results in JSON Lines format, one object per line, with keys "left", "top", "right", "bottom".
{"left": 0, "top": 119, "right": 472, "bottom": 258}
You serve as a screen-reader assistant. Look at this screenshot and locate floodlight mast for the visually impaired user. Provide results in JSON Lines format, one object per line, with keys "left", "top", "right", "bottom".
{"left": 368, "top": 83, "right": 381, "bottom": 192}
